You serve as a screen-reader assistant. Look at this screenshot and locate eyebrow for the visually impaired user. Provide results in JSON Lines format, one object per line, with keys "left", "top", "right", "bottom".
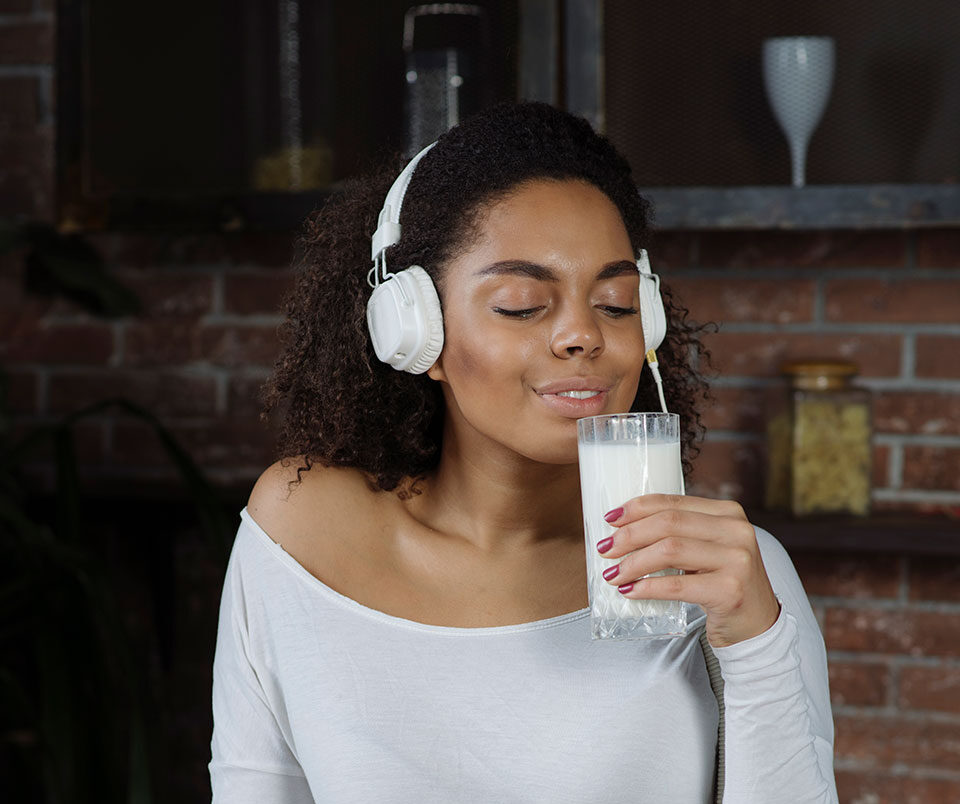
{"left": 474, "top": 259, "right": 637, "bottom": 281}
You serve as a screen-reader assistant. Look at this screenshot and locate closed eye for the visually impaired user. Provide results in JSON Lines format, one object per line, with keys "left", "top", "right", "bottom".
{"left": 599, "top": 306, "right": 638, "bottom": 318}
{"left": 492, "top": 306, "right": 545, "bottom": 319}
{"left": 494, "top": 305, "right": 637, "bottom": 319}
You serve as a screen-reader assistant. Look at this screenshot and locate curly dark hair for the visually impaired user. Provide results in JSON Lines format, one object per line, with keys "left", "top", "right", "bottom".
{"left": 262, "top": 101, "right": 712, "bottom": 494}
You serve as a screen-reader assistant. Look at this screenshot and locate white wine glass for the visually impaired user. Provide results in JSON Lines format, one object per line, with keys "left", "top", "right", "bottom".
{"left": 763, "top": 37, "right": 835, "bottom": 188}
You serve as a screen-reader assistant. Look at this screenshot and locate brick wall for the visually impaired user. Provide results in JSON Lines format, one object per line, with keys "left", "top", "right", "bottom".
{"left": 658, "top": 229, "right": 960, "bottom": 516}
{"left": 3, "top": 2, "right": 960, "bottom": 801}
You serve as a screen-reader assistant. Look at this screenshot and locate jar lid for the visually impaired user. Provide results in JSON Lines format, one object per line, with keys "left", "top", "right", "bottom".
{"left": 780, "top": 360, "right": 859, "bottom": 390}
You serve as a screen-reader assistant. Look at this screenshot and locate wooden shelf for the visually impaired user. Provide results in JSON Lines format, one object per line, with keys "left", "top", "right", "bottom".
{"left": 643, "top": 184, "right": 960, "bottom": 230}
{"left": 747, "top": 510, "right": 960, "bottom": 556}
{"left": 60, "top": 184, "right": 960, "bottom": 234}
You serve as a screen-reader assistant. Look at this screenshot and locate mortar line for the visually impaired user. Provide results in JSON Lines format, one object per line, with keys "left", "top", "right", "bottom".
{"left": 901, "top": 332, "right": 916, "bottom": 380}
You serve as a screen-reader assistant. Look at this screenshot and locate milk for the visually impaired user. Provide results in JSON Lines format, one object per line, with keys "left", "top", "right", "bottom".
{"left": 578, "top": 438, "right": 687, "bottom": 639}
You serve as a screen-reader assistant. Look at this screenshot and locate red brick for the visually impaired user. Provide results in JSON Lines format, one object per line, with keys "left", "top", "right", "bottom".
{"left": 792, "top": 553, "right": 901, "bottom": 599}
{"left": 899, "top": 665, "right": 960, "bottom": 714}
{"left": 0, "top": 20, "right": 53, "bottom": 64}
{"left": 0, "top": 322, "right": 114, "bottom": 364}
{"left": 699, "top": 385, "right": 770, "bottom": 432}
{"left": 111, "top": 419, "right": 275, "bottom": 470}
{"left": 825, "top": 278, "right": 960, "bottom": 323}
{"left": 0, "top": 127, "right": 54, "bottom": 219}
{"left": 646, "top": 231, "right": 693, "bottom": 270}
{"left": 698, "top": 230, "right": 907, "bottom": 269}
{"left": 872, "top": 498, "right": 960, "bottom": 516}
{"left": 201, "top": 233, "right": 293, "bottom": 268}
{"left": 836, "top": 770, "right": 960, "bottom": 804}
{"left": 874, "top": 392, "right": 960, "bottom": 436}
{"left": 835, "top": 714, "right": 960, "bottom": 771}
{"left": 0, "top": 297, "right": 44, "bottom": 342}
{"left": 175, "top": 420, "right": 276, "bottom": 468}
{"left": 223, "top": 271, "right": 294, "bottom": 315}
{"left": 870, "top": 498, "right": 960, "bottom": 519}
{"left": 124, "top": 322, "right": 199, "bottom": 367}
{"left": 902, "top": 446, "right": 960, "bottom": 492}
{"left": 916, "top": 229, "right": 960, "bottom": 269}
{"left": 915, "top": 336, "right": 960, "bottom": 379}
{"left": 824, "top": 607, "right": 960, "bottom": 657}
{"left": 702, "top": 332, "right": 901, "bottom": 378}
{"left": 47, "top": 372, "right": 217, "bottom": 417}
{"left": 666, "top": 278, "right": 815, "bottom": 325}
{"left": 0, "top": 76, "right": 39, "bottom": 125}
{"left": 10, "top": 419, "right": 103, "bottom": 465}
{"left": 226, "top": 374, "right": 271, "bottom": 420}
{"left": 908, "top": 556, "right": 960, "bottom": 603}
{"left": 686, "top": 437, "right": 763, "bottom": 505}
{"left": 828, "top": 661, "right": 889, "bottom": 707}
{"left": 873, "top": 444, "right": 890, "bottom": 488}
{"left": 117, "top": 273, "right": 213, "bottom": 318}
{"left": 199, "top": 325, "right": 280, "bottom": 368}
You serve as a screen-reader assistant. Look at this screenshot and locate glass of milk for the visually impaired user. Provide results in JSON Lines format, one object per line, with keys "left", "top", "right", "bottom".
{"left": 577, "top": 412, "right": 687, "bottom": 640}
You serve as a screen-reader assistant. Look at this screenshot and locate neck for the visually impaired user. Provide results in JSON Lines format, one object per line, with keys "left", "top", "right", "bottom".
{"left": 407, "top": 420, "right": 584, "bottom": 554}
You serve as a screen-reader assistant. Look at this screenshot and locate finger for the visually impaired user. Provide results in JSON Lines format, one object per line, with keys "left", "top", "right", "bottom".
{"left": 616, "top": 569, "right": 733, "bottom": 612}
{"left": 603, "top": 494, "right": 746, "bottom": 527}
{"left": 597, "top": 509, "right": 756, "bottom": 559}
{"left": 601, "top": 537, "right": 735, "bottom": 586}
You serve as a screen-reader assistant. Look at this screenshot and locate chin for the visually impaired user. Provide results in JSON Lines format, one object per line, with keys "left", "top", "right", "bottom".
{"left": 511, "top": 422, "right": 581, "bottom": 466}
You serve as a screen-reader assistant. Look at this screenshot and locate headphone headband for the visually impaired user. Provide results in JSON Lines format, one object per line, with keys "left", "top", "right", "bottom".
{"left": 370, "top": 141, "right": 437, "bottom": 264}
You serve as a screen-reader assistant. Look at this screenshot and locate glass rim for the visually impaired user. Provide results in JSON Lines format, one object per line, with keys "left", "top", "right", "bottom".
{"left": 576, "top": 412, "right": 679, "bottom": 425}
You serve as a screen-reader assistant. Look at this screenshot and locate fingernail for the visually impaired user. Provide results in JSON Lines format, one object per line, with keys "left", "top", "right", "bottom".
{"left": 618, "top": 583, "right": 635, "bottom": 594}
{"left": 602, "top": 564, "right": 620, "bottom": 581}
{"left": 597, "top": 537, "right": 614, "bottom": 554}
{"left": 603, "top": 507, "right": 624, "bottom": 523}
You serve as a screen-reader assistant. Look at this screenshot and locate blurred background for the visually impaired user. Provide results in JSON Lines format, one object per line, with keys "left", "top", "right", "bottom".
{"left": 2, "top": 1, "right": 959, "bottom": 802}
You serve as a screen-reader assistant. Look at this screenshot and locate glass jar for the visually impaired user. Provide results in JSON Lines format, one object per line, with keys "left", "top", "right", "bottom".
{"left": 765, "top": 360, "right": 873, "bottom": 516}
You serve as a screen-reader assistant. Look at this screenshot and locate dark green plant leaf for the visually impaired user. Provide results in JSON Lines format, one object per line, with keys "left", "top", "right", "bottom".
{"left": 26, "top": 251, "right": 141, "bottom": 319}
{"left": 1, "top": 219, "right": 141, "bottom": 319}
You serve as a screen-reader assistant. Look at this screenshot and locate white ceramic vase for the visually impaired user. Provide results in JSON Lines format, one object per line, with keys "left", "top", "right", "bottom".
{"left": 763, "top": 37, "right": 835, "bottom": 188}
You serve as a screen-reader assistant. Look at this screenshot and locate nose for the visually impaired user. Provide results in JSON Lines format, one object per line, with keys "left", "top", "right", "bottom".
{"left": 549, "top": 303, "right": 605, "bottom": 359}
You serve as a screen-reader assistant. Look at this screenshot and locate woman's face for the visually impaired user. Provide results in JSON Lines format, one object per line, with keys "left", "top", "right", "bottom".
{"left": 427, "top": 178, "right": 647, "bottom": 465}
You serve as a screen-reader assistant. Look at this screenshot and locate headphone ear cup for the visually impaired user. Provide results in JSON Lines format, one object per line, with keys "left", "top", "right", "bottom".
{"left": 366, "top": 266, "right": 444, "bottom": 374}
{"left": 403, "top": 266, "right": 444, "bottom": 374}
{"left": 639, "top": 275, "right": 667, "bottom": 353}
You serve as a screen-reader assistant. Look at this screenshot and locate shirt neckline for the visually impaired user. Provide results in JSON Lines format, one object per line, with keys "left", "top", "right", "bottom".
{"left": 239, "top": 507, "right": 592, "bottom": 636}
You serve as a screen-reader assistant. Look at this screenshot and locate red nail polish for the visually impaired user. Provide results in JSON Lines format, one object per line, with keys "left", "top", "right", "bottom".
{"left": 603, "top": 507, "right": 624, "bottom": 523}
{"left": 618, "top": 583, "right": 634, "bottom": 594}
{"left": 602, "top": 564, "right": 620, "bottom": 581}
{"left": 597, "top": 537, "right": 614, "bottom": 554}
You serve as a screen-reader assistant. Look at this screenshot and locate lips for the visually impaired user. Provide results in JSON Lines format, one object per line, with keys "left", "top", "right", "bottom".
{"left": 535, "top": 376, "right": 612, "bottom": 418}
{"left": 536, "top": 376, "right": 612, "bottom": 395}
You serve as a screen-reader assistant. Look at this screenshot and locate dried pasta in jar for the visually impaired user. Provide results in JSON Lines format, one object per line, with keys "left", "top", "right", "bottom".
{"left": 765, "top": 361, "right": 873, "bottom": 516}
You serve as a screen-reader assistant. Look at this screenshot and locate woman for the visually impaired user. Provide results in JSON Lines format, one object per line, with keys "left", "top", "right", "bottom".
{"left": 209, "top": 102, "right": 837, "bottom": 803}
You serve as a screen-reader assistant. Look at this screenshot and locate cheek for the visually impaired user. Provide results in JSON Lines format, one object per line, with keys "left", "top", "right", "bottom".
{"left": 442, "top": 325, "right": 528, "bottom": 391}
{"left": 437, "top": 302, "right": 539, "bottom": 411}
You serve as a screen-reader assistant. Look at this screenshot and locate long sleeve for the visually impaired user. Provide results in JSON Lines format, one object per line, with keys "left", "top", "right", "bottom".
{"left": 208, "top": 539, "right": 315, "bottom": 804}
{"left": 712, "top": 528, "right": 838, "bottom": 804}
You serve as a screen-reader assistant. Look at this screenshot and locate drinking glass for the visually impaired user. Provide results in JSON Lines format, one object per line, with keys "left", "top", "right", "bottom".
{"left": 763, "top": 36, "right": 835, "bottom": 188}
{"left": 577, "top": 413, "right": 687, "bottom": 640}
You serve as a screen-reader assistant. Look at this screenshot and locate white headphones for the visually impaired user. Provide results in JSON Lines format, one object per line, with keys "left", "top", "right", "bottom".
{"left": 366, "top": 142, "right": 669, "bottom": 410}
{"left": 367, "top": 142, "right": 444, "bottom": 374}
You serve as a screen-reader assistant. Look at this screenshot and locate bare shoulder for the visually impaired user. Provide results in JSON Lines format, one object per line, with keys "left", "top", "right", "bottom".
{"left": 247, "top": 457, "right": 382, "bottom": 546}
